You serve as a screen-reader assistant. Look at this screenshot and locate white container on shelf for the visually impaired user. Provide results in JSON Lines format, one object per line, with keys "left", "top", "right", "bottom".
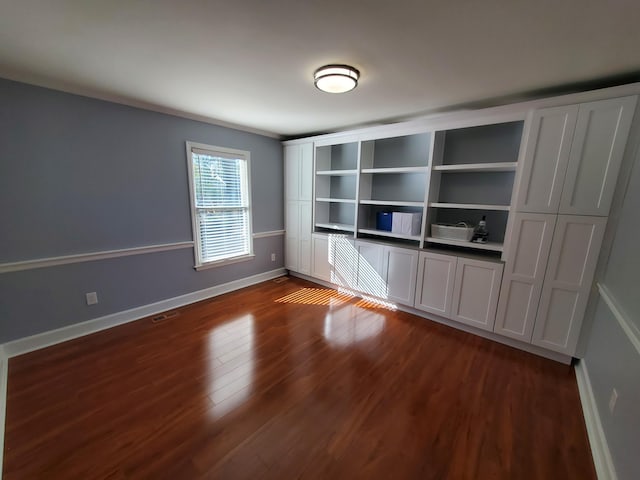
{"left": 392, "top": 212, "right": 422, "bottom": 235}
{"left": 431, "top": 223, "right": 474, "bottom": 241}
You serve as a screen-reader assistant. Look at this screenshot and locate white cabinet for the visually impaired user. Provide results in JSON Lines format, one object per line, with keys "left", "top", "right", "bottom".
{"left": 354, "top": 242, "right": 419, "bottom": 306}
{"left": 531, "top": 215, "right": 607, "bottom": 355}
{"left": 385, "top": 246, "right": 418, "bottom": 306}
{"left": 285, "top": 143, "right": 313, "bottom": 274}
{"left": 559, "top": 96, "right": 637, "bottom": 216}
{"left": 451, "top": 258, "right": 504, "bottom": 331}
{"left": 311, "top": 234, "right": 332, "bottom": 282}
{"left": 494, "top": 213, "right": 557, "bottom": 341}
{"left": 355, "top": 241, "right": 387, "bottom": 297}
{"left": 516, "top": 96, "right": 637, "bottom": 216}
{"left": 415, "top": 251, "right": 503, "bottom": 330}
{"left": 415, "top": 251, "right": 457, "bottom": 317}
{"left": 515, "top": 106, "right": 578, "bottom": 213}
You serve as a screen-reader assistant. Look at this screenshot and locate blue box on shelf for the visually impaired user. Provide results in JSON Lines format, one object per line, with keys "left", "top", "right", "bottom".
{"left": 376, "top": 212, "right": 393, "bottom": 231}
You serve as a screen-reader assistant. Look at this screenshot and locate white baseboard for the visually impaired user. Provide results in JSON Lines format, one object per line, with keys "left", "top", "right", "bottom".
{"left": 2, "top": 268, "right": 286, "bottom": 359}
{"left": 575, "top": 360, "right": 617, "bottom": 480}
{"left": 0, "top": 345, "right": 8, "bottom": 480}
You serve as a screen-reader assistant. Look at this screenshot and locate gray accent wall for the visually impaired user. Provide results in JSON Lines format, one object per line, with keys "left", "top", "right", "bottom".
{"left": 0, "top": 78, "right": 284, "bottom": 343}
{"left": 582, "top": 144, "right": 640, "bottom": 480}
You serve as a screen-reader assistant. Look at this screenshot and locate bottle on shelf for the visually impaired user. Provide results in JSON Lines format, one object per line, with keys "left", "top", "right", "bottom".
{"left": 472, "top": 215, "right": 489, "bottom": 243}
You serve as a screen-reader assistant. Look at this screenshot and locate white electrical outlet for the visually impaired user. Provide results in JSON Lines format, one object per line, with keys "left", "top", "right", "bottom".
{"left": 608, "top": 388, "right": 618, "bottom": 414}
{"left": 271, "top": 253, "right": 276, "bottom": 261}
{"left": 86, "top": 292, "right": 98, "bottom": 305}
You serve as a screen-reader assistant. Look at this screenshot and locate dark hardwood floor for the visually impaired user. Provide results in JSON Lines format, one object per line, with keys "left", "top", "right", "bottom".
{"left": 3, "top": 276, "right": 595, "bottom": 479}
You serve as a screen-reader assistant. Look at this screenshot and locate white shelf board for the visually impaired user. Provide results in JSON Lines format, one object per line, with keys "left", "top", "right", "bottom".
{"left": 426, "top": 237, "right": 504, "bottom": 252}
{"left": 361, "top": 166, "right": 428, "bottom": 174}
{"left": 429, "top": 202, "right": 510, "bottom": 211}
{"left": 316, "top": 169, "right": 358, "bottom": 176}
{"left": 315, "top": 222, "right": 355, "bottom": 232}
{"left": 360, "top": 200, "right": 425, "bottom": 207}
{"left": 316, "top": 197, "right": 357, "bottom": 204}
{"left": 433, "top": 162, "right": 517, "bottom": 172}
{"left": 358, "top": 228, "right": 421, "bottom": 241}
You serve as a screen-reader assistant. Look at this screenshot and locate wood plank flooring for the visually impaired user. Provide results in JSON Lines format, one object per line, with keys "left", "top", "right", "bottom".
{"left": 3, "top": 276, "right": 596, "bottom": 479}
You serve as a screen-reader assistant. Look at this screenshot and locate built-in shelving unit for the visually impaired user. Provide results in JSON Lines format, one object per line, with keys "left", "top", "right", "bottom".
{"left": 425, "top": 121, "right": 524, "bottom": 253}
{"left": 355, "top": 133, "right": 431, "bottom": 245}
{"left": 310, "top": 121, "right": 524, "bottom": 256}
{"left": 314, "top": 142, "right": 359, "bottom": 234}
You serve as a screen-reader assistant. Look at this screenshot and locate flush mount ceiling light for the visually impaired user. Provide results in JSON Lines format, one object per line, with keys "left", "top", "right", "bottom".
{"left": 314, "top": 64, "right": 360, "bottom": 93}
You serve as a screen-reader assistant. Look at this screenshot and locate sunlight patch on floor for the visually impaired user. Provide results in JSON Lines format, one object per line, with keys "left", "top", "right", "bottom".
{"left": 274, "top": 288, "right": 354, "bottom": 306}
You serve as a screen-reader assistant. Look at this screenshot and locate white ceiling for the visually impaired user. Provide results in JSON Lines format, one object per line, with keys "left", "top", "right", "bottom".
{"left": 1, "top": 0, "right": 639, "bottom": 137}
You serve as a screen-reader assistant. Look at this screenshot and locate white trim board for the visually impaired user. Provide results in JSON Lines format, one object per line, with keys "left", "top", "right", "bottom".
{"left": 0, "top": 241, "right": 194, "bottom": 274}
{"left": 575, "top": 360, "right": 618, "bottom": 480}
{"left": 253, "top": 229, "right": 285, "bottom": 239}
{"left": 0, "top": 232, "right": 284, "bottom": 274}
{"left": 597, "top": 283, "right": 640, "bottom": 356}
{"left": 2, "top": 268, "right": 286, "bottom": 358}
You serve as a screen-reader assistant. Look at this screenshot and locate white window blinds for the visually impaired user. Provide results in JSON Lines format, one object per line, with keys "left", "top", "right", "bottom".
{"left": 187, "top": 143, "right": 253, "bottom": 268}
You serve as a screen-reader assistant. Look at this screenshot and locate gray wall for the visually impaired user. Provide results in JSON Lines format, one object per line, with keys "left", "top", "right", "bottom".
{"left": 583, "top": 144, "right": 640, "bottom": 480}
{"left": 0, "top": 78, "right": 284, "bottom": 343}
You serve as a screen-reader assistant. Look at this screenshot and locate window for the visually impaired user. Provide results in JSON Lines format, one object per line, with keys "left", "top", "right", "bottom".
{"left": 186, "top": 142, "right": 253, "bottom": 269}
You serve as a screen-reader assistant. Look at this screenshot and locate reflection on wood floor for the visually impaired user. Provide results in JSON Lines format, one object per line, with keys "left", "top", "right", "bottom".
{"left": 3, "top": 276, "right": 595, "bottom": 479}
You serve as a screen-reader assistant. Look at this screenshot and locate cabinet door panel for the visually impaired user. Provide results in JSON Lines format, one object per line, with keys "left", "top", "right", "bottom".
{"left": 385, "top": 247, "right": 418, "bottom": 307}
{"left": 560, "top": 96, "right": 637, "bottom": 216}
{"left": 515, "top": 105, "right": 578, "bottom": 213}
{"left": 299, "top": 143, "right": 314, "bottom": 202}
{"left": 284, "top": 202, "right": 300, "bottom": 271}
{"left": 331, "top": 235, "right": 357, "bottom": 288}
{"left": 494, "top": 213, "right": 556, "bottom": 341}
{"left": 451, "top": 258, "right": 503, "bottom": 331}
{"left": 532, "top": 215, "right": 607, "bottom": 354}
{"left": 355, "top": 242, "right": 387, "bottom": 297}
{"left": 285, "top": 145, "right": 300, "bottom": 202}
{"left": 298, "top": 201, "right": 312, "bottom": 275}
{"left": 414, "top": 252, "right": 457, "bottom": 317}
{"left": 311, "top": 235, "right": 332, "bottom": 282}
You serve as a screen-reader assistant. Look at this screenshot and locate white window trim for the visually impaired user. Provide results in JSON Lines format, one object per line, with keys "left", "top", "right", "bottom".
{"left": 185, "top": 141, "right": 254, "bottom": 270}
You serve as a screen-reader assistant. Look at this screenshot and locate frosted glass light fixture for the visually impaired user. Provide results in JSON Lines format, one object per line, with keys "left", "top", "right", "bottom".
{"left": 314, "top": 64, "right": 360, "bottom": 93}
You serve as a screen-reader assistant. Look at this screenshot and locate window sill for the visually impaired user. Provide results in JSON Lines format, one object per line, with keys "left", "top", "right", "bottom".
{"left": 194, "top": 253, "right": 255, "bottom": 271}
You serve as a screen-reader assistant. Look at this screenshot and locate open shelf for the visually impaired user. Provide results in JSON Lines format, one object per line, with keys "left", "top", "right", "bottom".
{"left": 316, "top": 197, "right": 356, "bottom": 204}
{"left": 316, "top": 169, "right": 358, "bottom": 176}
{"left": 426, "top": 237, "right": 504, "bottom": 252}
{"left": 361, "top": 166, "right": 428, "bottom": 174}
{"left": 358, "top": 228, "right": 421, "bottom": 241}
{"left": 315, "top": 222, "right": 355, "bottom": 232}
{"left": 361, "top": 200, "right": 424, "bottom": 207}
{"left": 433, "top": 162, "right": 517, "bottom": 172}
{"left": 429, "top": 202, "right": 510, "bottom": 211}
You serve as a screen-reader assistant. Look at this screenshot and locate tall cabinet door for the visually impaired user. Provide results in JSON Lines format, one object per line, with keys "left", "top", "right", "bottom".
{"left": 494, "top": 213, "right": 557, "bottom": 341}
{"left": 515, "top": 105, "right": 578, "bottom": 213}
{"left": 451, "top": 258, "right": 504, "bottom": 331}
{"left": 559, "top": 95, "right": 637, "bottom": 216}
{"left": 532, "top": 215, "right": 607, "bottom": 354}
{"left": 299, "top": 143, "right": 313, "bottom": 202}
{"left": 285, "top": 145, "right": 300, "bottom": 201}
{"left": 414, "top": 252, "right": 457, "bottom": 317}
{"left": 385, "top": 246, "right": 418, "bottom": 307}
